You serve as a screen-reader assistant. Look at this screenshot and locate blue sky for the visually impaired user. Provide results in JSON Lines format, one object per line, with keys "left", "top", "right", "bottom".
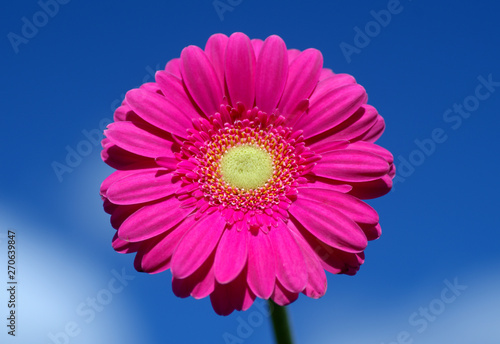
{"left": 1, "top": 0, "right": 500, "bottom": 343}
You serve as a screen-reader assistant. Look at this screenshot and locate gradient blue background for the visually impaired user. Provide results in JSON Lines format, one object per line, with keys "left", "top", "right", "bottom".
{"left": 1, "top": 0, "right": 499, "bottom": 343}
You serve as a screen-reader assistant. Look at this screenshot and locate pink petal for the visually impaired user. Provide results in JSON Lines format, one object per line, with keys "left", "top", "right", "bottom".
{"left": 100, "top": 164, "right": 159, "bottom": 197}
{"left": 110, "top": 204, "right": 142, "bottom": 229}
{"left": 172, "top": 257, "right": 215, "bottom": 299}
{"left": 297, "top": 187, "right": 379, "bottom": 225}
{"left": 289, "top": 225, "right": 327, "bottom": 298}
{"left": 113, "top": 102, "right": 132, "bottom": 122}
{"left": 226, "top": 268, "right": 256, "bottom": 311}
{"left": 105, "top": 121, "right": 174, "bottom": 158}
{"left": 99, "top": 163, "right": 158, "bottom": 197}
{"left": 181, "top": 46, "right": 223, "bottom": 117}
{"left": 205, "top": 33, "right": 229, "bottom": 89}
{"left": 358, "top": 115, "right": 386, "bottom": 143}
{"left": 210, "top": 282, "right": 235, "bottom": 316}
{"left": 125, "top": 88, "right": 192, "bottom": 138}
{"left": 349, "top": 141, "right": 394, "bottom": 164}
{"left": 118, "top": 197, "right": 193, "bottom": 242}
{"left": 295, "top": 84, "right": 367, "bottom": 139}
{"left": 132, "top": 236, "right": 160, "bottom": 272}
{"left": 100, "top": 167, "right": 129, "bottom": 196}
{"left": 289, "top": 197, "right": 368, "bottom": 253}
{"left": 388, "top": 162, "right": 396, "bottom": 178}
{"left": 272, "top": 281, "right": 299, "bottom": 306}
{"left": 291, "top": 218, "right": 364, "bottom": 275}
{"left": 269, "top": 221, "right": 307, "bottom": 293}
{"left": 251, "top": 38, "right": 264, "bottom": 57}
{"left": 171, "top": 211, "right": 226, "bottom": 279}
{"left": 106, "top": 169, "right": 178, "bottom": 205}
{"left": 140, "top": 215, "right": 198, "bottom": 273}
{"left": 319, "top": 68, "right": 335, "bottom": 81}
{"left": 320, "top": 247, "right": 364, "bottom": 276}
{"left": 225, "top": 33, "right": 256, "bottom": 109}
{"left": 247, "top": 230, "right": 276, "bottom": 299}
{"left": 191, "top": 264, "right": 215, "bottom": 299}
{"left": 111, "top": 232, "right": 141, "bottom": 253}
{"left": 312, "top": 73, "right": 356, "bottom": 97}
{"left": 155, "top": 156, "right": 178, "bottom": 170}
{"left": 241, "top": 290, "right": 256, "bottom": 311}
{"left": 101, "top": 142, "right": 154, "bottom": 170}
{"left": 320, "top": 246, "right": 363, "bottom": 275}
{"left": 360, "top": 223, "right": 382, "bottom": 241}
{"left": 134, "top": 249, "right": 146, "bottom": 272}
{"left": 255, "top": 35, "right": 288, "bottom": 114}
{"left": 313, "top": 149, "right": 390, "bottom": 182}
{"left": 287, "top": 49, "right": 301, "bottom": 64}
{"left": 347, "top": 173, "right": 393, "bottom": 200}
{"left": 301, "top": 178, "right": 353, "bottom": 193}
{"left": 171, "top": 276, "right": 191, "bottom": 298}
{"left": 327, "top": 104, "right": 378, "bottom": 142}
{"left": 155, "top": 71, "right": 203, "bottom": 119}
{"left": 279, "top": 49, "right": 323, "bottom": 123}
{"left": 308, "top": 139, "right": 349, "bottom": 154}
{"left": 165, "top": 58, "right": 181, "bottom": 78}
{"left": 103, "top": 199, "right": 117, "bottom": 214}
{"left": 140, "top": 82, "right": 162, "bottom": 94}
{"left": 214, "top": 227, "right": 248, "bottom": 284}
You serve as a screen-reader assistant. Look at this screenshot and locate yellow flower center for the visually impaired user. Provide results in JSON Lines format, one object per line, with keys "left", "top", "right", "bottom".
{"left": 220, "top": 144, "right": 274, "bottom": 190}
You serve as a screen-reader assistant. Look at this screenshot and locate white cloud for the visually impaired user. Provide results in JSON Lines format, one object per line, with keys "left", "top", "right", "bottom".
{"left": 0, "top": 207, "right": 148, "bottom": 344}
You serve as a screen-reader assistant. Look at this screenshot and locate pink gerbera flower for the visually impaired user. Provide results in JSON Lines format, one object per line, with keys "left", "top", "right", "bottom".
{"left": 100, "top": 32, "right": 395, "bottom": 315}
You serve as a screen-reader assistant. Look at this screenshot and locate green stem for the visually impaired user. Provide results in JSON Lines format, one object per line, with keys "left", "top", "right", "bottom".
{"left": 268, "top": 300, "right": 294, "bottom": 344}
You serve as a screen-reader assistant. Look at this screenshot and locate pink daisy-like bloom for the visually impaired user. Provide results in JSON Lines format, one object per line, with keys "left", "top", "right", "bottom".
{"left": 100, "top": 32, "right": 395, "bottom": 315}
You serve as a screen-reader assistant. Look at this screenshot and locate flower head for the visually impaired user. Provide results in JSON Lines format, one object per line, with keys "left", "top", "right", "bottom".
{"left": 100, "top": 33, "right": 395, "bottom": 315}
